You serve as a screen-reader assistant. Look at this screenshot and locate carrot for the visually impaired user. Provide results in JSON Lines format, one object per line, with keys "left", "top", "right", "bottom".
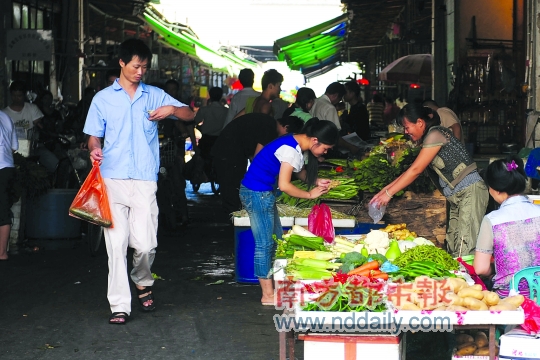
{"left": 372, "top": 273, "right": 389, "bottom": 280}
{"left": 347, "top": 260, "right": 379, "bottom": 276}
{"left": 348, "top": 269, "right": 372, "bottom": 277}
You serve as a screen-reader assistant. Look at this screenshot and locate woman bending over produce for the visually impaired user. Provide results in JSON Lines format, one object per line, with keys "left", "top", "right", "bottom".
{"left": 240, "top": 118, "right": 339, "bottom": 305}
{"left": 370, "top": 104, "right": 488, "bottom": 257}
{"left": 474, "top": 156, "right": 540, "bottom": 297}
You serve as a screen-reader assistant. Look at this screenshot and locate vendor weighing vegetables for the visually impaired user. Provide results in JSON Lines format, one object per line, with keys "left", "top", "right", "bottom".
{"left": 239, "top": 118, "right": 339, "bottom": 306}
{"left": 370, "top": 104, "right": 488, "bottom": 257}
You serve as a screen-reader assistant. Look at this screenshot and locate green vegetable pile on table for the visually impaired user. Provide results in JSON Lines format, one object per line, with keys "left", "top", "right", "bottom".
{"left": 390, "top": 260, "right": 457, "bottom": 281}
{"left": 392, "top": 245, "right": 460, "bottom": 270}
{"left": 274, "top": 234, "right": 327, "bottom": 258}
{"left": 276, "top": 179, "right": 360, "bottom": 208}
{"left": 353, "top": 154, "right": 399, "bottom": 194}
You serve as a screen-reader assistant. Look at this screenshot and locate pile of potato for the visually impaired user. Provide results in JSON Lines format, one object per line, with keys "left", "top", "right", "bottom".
{"left": 455, "top": 331, "right": 497, "bottom": 356}
{"left": 389, "top": 276, "right": 525, "bottom": 311}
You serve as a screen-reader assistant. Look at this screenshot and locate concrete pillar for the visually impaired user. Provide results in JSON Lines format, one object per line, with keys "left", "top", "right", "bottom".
{"left": 61, "top": 0, "right": 83, "bottom": 104}
{"left": 0, "top": 0, "right": 13, "bottom": 108}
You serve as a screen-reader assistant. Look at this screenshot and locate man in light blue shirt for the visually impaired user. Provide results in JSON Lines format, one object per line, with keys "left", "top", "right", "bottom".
{"left": 84, "top": 38, "right": 194, "bottom": 325}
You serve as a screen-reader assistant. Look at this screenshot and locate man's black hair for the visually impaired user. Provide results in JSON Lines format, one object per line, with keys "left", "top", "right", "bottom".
{"left": 325, "top": 82, "right": 346, "bottom": 98}
{"left": 238, "top": 69, "right": 255, "bottom": 88}
{"left": 118, "top": 38, "right": 153, "bottom": 66}
{"left": 209, "top": 87, "right": 223, "bottom": 102}
{"left": 261, "top": 69, "right": 283, "bottom": 90}
{"left": 9, "top": 80, "right": 26, "bottom": 93}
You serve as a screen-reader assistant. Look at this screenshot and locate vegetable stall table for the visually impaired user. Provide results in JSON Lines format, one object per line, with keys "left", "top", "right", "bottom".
{"left": 273, "top": 260, "right": 525, "bottom": 360}
{"left": 278, "top": 305, "right": 524, "bottom": 360}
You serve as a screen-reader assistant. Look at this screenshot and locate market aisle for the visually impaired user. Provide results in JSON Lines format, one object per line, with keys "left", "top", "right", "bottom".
{"left": 0, "top": 183, "right": 301, "bottom": 360}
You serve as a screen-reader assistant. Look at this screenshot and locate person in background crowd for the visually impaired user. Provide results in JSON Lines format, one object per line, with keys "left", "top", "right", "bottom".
{"left": 371, "top": 103, "right": 488, "bottom": 257}
{"left": 36, "top": 90, "right": 63, "bottom": 152}
{"left": 4, "top": 81, "right": 59, "bottom": 173}
{"left": 234, "top": 69, "right": 283, "bottom": 118}
{"left": 282, "top": 87, "right": 316, "bottom": 122}
{"left": 195, "top": 87, "right": 228, "bottom": 175}
{"left": 473, "top": 156, "right": 540, "bottom": 297}
{"left": 342, "top": 81, "right": 370, "bottom": 140}
{"left": 240, "top": 118, "right": 338, "bottom": 305}
{"left": 162, "top": 79, "right": 194, "bottom": 227}
{"left": 422, "top": 99, "right": 462, "bottom": 142}
{"left": 222, "top": 68, "right": 260, "bottom": 129}
{"left": 0, "top": 110, "right": 18, "bottom": 261}
{"left": 366, "top": 93, "right": 385, "bottom": 128}
{"left": 105, "top": 68, "right": 121, "bottom": 87}
{"left": 310, "top": 82, "right": 358, "bottom": 154}
{"left": 383, "top": 96, "right": 400, "bottom": 126}
{"left": 271, "top": 97, "right": 290, "bottom": 120}
{"left": 211, "top": 114, "right": 301, "bottom": 215}
{"left": 84, "top": 38, "right": 194, "bottom": 325}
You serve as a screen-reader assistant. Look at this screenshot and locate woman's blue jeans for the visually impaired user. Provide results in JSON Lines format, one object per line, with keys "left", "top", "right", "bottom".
{"left": 239, "top": 185, "right": 282, "bottom": 279}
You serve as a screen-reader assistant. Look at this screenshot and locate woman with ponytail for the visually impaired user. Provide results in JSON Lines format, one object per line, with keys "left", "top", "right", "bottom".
{"left": 370, "top": 103, "right": 488, "bottom": 257}
{"left": 240, "top": 118, "right": 339, "bottom": 305}
{"left": 473, "top": 156, "right": 540, "bottom": 297}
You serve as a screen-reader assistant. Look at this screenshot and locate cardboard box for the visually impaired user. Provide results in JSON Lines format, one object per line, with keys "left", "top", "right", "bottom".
{"left": 299, "top": 333, "right": 403, "bottom": 360}
{"left": 499, "top": 327, "right": 540, "bottom": 359}
{"left": 527, "top": 195, "right": 540, "bottom": 205}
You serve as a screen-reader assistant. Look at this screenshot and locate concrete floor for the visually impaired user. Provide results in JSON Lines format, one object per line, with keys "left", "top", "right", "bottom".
{"left": 1, "top": 183, "right": 452, "bottom": 360}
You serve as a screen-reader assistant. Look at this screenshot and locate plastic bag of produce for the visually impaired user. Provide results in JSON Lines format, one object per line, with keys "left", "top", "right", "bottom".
{"left": 368, "top": 201, "right": 386, "bottom": 223}
{"left": 69, "top": 161, "right": 113, "bottom": 228}
{"left": 521, "top": 297, "right": 540, "bottom": 334}
{"left": 308, "top": 203, "right": 334, "bottom": 244}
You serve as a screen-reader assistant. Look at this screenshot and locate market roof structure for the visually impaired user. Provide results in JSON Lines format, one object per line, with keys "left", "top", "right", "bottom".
{"left": 273, "top": 13, "right": 350, "bottom": 77}
{"left": 141, "top": 5, "right": 258, "bottom": 75}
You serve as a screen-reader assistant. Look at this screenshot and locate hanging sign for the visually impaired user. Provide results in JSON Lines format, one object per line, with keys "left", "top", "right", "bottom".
{"left": 6, "top": 29, "right": 53, "bottom": 61}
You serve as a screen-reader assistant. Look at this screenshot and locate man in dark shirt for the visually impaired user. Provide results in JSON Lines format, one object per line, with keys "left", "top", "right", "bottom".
{"left": 211, "top": 113, "right": 280, "bottom": 215}
{"left": 342, "top": 81, "right": 370, "bottom": 140}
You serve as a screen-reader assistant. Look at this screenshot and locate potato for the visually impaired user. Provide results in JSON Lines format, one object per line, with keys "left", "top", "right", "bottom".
{"left": 447, "top": 305, "right": 470, "bottom": 311}
{"left": 455, "top": 333, "right": 474, "bottom": 345}
{"left": 458, "top": 288, "right": 484, "bottom": 300}
{"left": 489, "top": 303, "right": 517, "bottom": 311}
{"left": 455, "top": 344, "right": 477, "bottom": 356}
{"left": 399, "top": 301, "right": 421, "bottom": 310}
{"left": 501, "top": 294, "right": 525, "bottom": 307}
{"left": 474, "top": 331, "right": 488, "bottom": 347}
{"left": 457, "top": 341, "right": 477, "bottom": 350}
{"left": 462, "top": 297, "right": 489, "bottom": 311}
{"left": 433, "top": 305, "right": 448, "bottom": 311}
{"left": 481, "top": 291, "right": 500, "bottom": 306}
{"left": 470, "top": 284, "right": 484, "bottom": 291}
{"left": 445, "top": 292, "right": 464, "bottom": 306}
{"left": 473, "top": 345, "right": 499, "bottom": 356}
{"left": 442, "top": 278, "right": 468, "bottom": 293}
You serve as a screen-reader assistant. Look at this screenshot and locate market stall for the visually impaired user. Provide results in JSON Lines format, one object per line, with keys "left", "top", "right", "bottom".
{"left": 271, "top": 223, "right": 529, "bottom": 360}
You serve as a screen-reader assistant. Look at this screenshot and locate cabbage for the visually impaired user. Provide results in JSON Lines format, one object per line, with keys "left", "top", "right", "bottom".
{"left": 397, "top": 240, "right": 418, "bottom": 252}
{"left": 413, "top": 237, "right": 435, "bottom": 246}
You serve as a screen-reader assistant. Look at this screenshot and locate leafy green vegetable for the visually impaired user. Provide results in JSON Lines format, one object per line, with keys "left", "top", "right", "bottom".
{"left": 369, "top": 253, "right": 388, "bottom": 266}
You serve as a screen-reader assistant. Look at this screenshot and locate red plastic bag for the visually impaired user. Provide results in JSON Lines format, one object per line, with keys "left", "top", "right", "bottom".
{"left": 308, "top": 203, "right": 334, "bottom": 244}
{"left": 69, "top": 161, "right": 113, "bottom": 228}
{"left": 521, "top": 297, "right": 540, "bottom": 334}
{"left": 456, "top": 257, "right": 488, "bottom": 290}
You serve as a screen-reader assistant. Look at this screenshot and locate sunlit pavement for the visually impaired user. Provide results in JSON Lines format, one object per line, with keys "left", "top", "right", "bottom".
{"left": 0, "top": 182, "right": 297, "bottom": 360}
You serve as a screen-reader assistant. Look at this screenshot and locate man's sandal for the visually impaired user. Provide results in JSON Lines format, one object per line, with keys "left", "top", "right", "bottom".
{"left": 136, "top": 286, "right": 156, "bottom": 311}
{"left": 109, "top": 312, "right": 129, "bottom": 325}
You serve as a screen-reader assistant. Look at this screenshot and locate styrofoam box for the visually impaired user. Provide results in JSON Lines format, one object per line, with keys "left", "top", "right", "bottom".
{"left": 300, "top": 333, "right": 403, "bottom": 360}
{"left": 294, "top": 217, "right": 356, "bottom": 228}
{"left": 451, "top": 355, "right": 491, "bottom": 360}
{"left": 527, "top": 195, "right": 540, "bottom": 205}
{"left": 232, "top": 216, "right": 294, "bottom": 227}
{"left": 499, "top": 327, "right": 540, "bottom": 359}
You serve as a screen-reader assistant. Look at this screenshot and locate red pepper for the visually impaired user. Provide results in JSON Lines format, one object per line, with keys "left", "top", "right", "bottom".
{"left": 335, "top": 166, "right": 344, "bottom": 173}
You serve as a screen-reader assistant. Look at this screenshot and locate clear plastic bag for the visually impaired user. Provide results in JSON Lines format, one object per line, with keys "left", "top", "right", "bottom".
{"left": 368, "top": 202, "right": 386, "bottom": 224}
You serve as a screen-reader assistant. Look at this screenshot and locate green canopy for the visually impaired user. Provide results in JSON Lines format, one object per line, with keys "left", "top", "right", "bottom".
{"left": 141, "top": 6, "right": 258, "bottom": 75}
{"left": 274, "top": 14, "right": 349, "bottom": 76}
